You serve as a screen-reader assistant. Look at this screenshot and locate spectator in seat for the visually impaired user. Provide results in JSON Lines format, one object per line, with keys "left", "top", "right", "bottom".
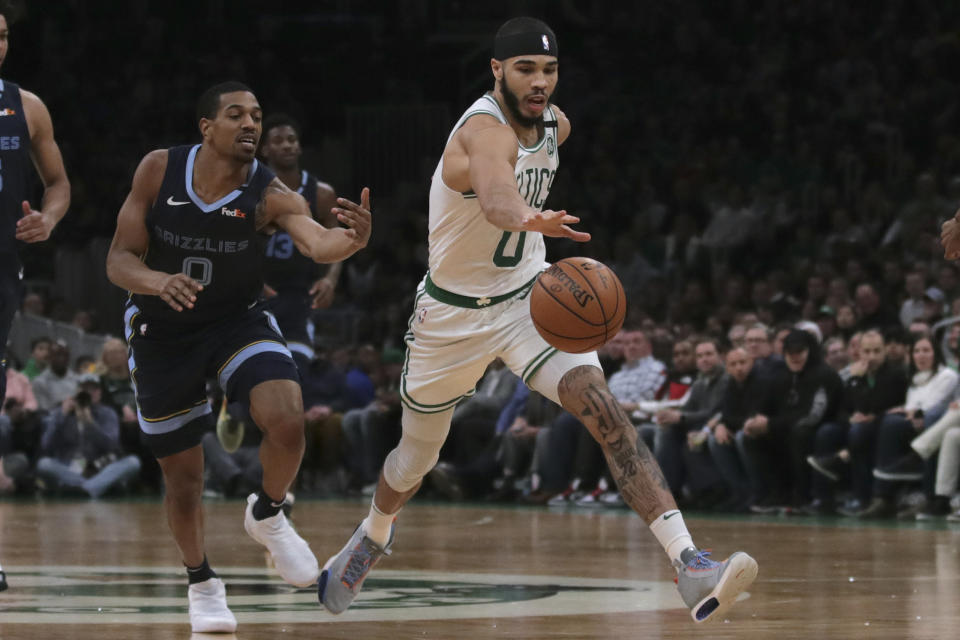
{"left": 899, "top": 271, "right": 928, "bottom": 328}
{"left": 808, "top": 330, "right": 909, "bottom": 515}
{"left": 744, "top": 323, "right": 781, "bottom": 375}
{"left": 32, "top": 341, "right": 80, "bottom": 412}
{"left": 654, "top": 338, "right": 727, "bottom": 499}
{"left": 855, "top": 283, "right": 897, "bottom": 332}
{"left": 706, "top": 347, "right": 770, "bottom": 512}
{"left": 21, "top": 336, "right": 52, "bottom": 380}
{"left": 742, "top": 329, "right": 845, "bottom": 512}
{"left": 35, "top": 373, "right": 141, "bottom": 498}
{"left": 823, "top": 337, "right": 849, "bottom": 373}
{"left": 870, "top": 336, "right": 959, "bottom": 518}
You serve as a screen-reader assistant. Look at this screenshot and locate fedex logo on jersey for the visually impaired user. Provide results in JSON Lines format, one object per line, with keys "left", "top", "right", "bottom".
{"left": 220, "top": 207, "right": 247, "bottom": 219}
{"left": 0, "top": 108, "right": 15, "bottom": 116}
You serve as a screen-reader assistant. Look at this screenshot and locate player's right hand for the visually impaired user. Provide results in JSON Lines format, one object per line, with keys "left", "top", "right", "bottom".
{"left": 333, "top": 187, "right": 373, "bottom": 249}
{"left": 522, "top": 209, "right": 591, "bottom": 242}
{"left": 156, "top": 273, "right": 203, "bottom": 312}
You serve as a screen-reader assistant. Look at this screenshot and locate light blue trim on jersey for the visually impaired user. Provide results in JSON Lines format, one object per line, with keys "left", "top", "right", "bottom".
{"left": 138, "top": 402, "right": 212, "bottom": 435}
{"left": 185, "top": 144, "right": 261, "bottom": 213}
{"left": 263, "top": 310, "right": 283, "bottom": 337}
{"left": 218, "top": 340, "right": 293, "bottom": 391}
{"left": 0, "top": 79, "right": 5, "bottom": 95}
{"left": 123, "top": 304, "right": 141, "bottom": 342}
{"left": 297, "top": 170, "right": 308, "bottom": 194}
{"left": 288, "top": 342, "right": 315, "bottom": 360}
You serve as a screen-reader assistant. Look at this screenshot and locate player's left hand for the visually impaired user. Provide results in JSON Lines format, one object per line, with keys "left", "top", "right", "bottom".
{"left": 333, "top": 187, "right": 372, "bottom": 249}
{"left": 310, "top": 278, "right": 336, "bottom": 309}
{"left": 522, "top": 209, "right": 591, "bottom": 242}
{"left": 16, "top": 201, "right": 55, "bottom": 243}
{"left": 942, "top": 209, "right": 960, "bottom": 260}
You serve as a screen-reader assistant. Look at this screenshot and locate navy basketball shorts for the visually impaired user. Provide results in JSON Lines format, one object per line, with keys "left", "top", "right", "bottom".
{"left": 0, "top": 268, "right": 22, "bottom": 406}
{"left": 124, "top": 305, "right": 300, "bottom": 458}
{"left": 265, "top": 291, "right": 314, "bottom": 372}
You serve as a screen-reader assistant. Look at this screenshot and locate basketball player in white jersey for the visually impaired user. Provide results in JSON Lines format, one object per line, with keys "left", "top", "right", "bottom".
{"left": 319, "top": 18, "right": 757, "bottom": 623}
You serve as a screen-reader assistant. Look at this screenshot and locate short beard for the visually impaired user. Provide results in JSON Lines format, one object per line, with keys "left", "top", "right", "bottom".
{"left": 498, "top": 76, "right": 545, "bottom": 128}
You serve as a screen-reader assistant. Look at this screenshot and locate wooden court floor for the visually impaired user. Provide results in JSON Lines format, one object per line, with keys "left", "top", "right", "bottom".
{"left": 0, "top": 498, "right": 957, "bottom": 639}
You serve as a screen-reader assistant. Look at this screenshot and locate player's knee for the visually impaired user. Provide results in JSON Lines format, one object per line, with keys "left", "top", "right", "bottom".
{"left": 265, "top": 410, "right": 306, "bottom": 452}
{"left": 163, "top": 467, "right": 204, "bottom": 504}
{"left": 383, "top": 432, "right": 442, "bottom": 492}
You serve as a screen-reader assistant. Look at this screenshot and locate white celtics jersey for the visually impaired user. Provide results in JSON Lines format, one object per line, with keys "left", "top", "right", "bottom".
{"left": 427, "top": 93, "right": 559, "bottom": 299}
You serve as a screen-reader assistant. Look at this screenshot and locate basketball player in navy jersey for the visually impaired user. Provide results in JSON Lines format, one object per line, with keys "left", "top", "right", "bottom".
{"left": 259, "top": 113, "right": 340, "bottom": 371}
{"left": 106, "top": 81, "right": 371, "bottom": 633}
{"left": 319, "top": 18, "right": 756, "bottom": 624}
{"left": 0, "top": 1, "right": 71, "bottom": 593}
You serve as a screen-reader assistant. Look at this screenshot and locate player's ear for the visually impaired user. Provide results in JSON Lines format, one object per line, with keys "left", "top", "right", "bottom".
{"left": 491, "top": 58, "right": 502, "bottom": 81}
{"left": 198, "top": 117, "right": 212, "bottom": 140}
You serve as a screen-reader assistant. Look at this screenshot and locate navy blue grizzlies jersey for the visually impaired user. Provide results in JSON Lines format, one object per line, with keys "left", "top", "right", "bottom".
{"left": 0, "top": 79, "right": 32, "bottom": 272}
{"left": 130, "top": 144, "right": 276, "bottom": 329}
{"left": 262, "top": 170, "right": 320, "bottom": 293}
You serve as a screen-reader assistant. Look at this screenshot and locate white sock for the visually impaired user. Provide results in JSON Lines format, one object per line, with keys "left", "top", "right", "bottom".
{"left": 648, "top": 509, "right": 695, "bottom": 566}
{"left": 361, "top": 501, "right": 396, "bottom": 547}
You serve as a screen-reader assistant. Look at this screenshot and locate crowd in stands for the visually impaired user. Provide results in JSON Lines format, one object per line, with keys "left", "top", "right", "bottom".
{"left": 6, "top": 283, "right": 960, "bottom": 525}
{"left": 5, "top": 3, "right": 960, "bottom": 522}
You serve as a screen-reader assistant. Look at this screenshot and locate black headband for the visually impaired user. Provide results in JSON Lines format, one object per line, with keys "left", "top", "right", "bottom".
{"left": 494, "top": 30, "right": 558, "bottom": 60}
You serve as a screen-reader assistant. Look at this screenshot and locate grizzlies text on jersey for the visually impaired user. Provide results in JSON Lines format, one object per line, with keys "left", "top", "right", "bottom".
{"left": 129, "top": 144, "right": 276, "bottom": 330}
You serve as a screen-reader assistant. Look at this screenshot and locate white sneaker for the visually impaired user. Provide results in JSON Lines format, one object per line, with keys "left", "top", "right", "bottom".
{"left": 188, "top": 577, "right": 237, "bottom": 633}
{"left": 244, "top": 493, "right": 319, "bottom": 587}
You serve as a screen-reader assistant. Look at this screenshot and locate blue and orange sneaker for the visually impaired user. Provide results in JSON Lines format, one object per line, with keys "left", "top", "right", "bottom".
{"left": 674, "top": 550, "right": 758, "bottom": 623}
{"left": 318, "top": 523, "right": 395, "bottom": 614}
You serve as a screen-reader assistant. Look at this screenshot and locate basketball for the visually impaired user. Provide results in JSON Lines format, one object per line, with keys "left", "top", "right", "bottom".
{"left": 530, "top": 257, "right": 626, "bottom": 353}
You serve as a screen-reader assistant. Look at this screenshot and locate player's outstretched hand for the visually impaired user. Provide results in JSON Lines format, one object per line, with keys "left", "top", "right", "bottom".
{"left": 156, "top": 273, "right": 203, "bottom": 312}
{"left": 522, "top": 209, "right": 591, "bottom": 242}
{"left": 942, "top": 209, "right": 960, "bottom": 260}
{"left": 333, "top": 187, "right": 372, "bottom": 249}
{"left": 16, "top": 201, "right": 55, "bottom": 243}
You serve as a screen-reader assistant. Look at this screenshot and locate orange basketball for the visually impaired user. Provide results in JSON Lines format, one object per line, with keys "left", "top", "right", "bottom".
{"left": 530, "top": 257, "right": 626, "bottom": 353}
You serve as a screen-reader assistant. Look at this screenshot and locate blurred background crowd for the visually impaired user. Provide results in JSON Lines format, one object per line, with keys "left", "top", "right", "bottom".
{"left": 4, "top": 0, "right": 960, "bottom": 521}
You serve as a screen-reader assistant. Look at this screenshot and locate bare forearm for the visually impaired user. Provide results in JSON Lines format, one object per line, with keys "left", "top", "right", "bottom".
{"left": 308, "top": 228, "right": 363, "bottom": 264}
{"left": 106, "top": 249, "right": 167, "bottom": 295}
{"left": 478, "top": 182, "right": 532, "bottom": 231}
{"left": 324, "top": 260, "right": 343, "bottom": 283}
{"left": 41, "top": 176, "right": 71, "bottom": 228}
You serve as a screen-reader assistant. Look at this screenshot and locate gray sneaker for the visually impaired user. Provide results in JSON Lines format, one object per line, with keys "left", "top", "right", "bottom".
{"left": 675, "top": 550, "right": 758, "bottom": 623}
{"left": 318, "top": 523, "right": 394, "bottom": 614}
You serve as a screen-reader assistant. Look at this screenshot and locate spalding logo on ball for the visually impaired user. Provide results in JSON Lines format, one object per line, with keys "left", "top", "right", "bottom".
{"left": 530, "top": 257, "right": 626, "bottom": 353}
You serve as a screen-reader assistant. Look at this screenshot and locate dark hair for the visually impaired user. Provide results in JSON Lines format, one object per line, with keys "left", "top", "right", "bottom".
{"left": 694, "top": 336, "right": 724, "bottom": 355}
{"left": 883, "top": 325, "right": 910, "bottom": 346}
{"left": 196, "top": 81, "right": 254, "bottom": 122}
{"left": 30, "top": 335, "right": 52, "bottom": 349}
{"left": 262, "top": 113, "right": 301, "bottom": 139}
{"left": 909, "top": 333, "right": 944, "bottom": 376}
{"left": 782, "top": 329, "right": 812, "bottom": 354}
{"left": 0, "top": 1, "right": 21, "bottom": 24}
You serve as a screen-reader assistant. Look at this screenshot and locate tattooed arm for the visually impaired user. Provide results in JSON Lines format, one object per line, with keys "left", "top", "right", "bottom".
{"left": 558, "top": 365, "right": 677, "bottom": 524}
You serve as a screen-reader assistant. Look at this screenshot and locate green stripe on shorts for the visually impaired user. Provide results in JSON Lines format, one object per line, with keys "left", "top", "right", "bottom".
{"left": 523, "top": 347, "right": 559, "bottom": 383}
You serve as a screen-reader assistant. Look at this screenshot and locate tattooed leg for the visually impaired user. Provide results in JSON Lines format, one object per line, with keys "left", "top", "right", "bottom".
{"left": 558, "top": 365, "right": 677, "bottom": 524}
